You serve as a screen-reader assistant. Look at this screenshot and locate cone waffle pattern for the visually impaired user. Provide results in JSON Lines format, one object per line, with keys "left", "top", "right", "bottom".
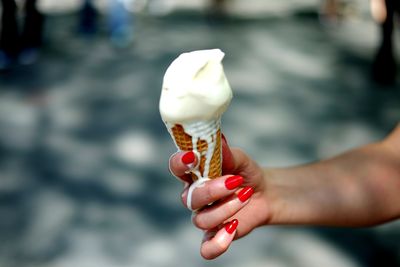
{"left": 171, "top": 124, "right": 222, "bottom": 181}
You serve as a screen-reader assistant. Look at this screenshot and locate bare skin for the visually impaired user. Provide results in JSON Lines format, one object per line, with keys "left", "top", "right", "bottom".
{"left": 169, "top": 124, "right": 400, "bottom": 260}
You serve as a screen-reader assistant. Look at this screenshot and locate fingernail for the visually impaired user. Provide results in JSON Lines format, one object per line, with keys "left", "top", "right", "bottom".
{"left": 225, "top": 219, "right": 239, "bottom": 234}
{"left": 238, "top": 186, "right": 254, "bottom": 202}
{"left": 225, "top": 175, "right": 244, "bottom": 190}
{"left": 182, "top": 151, "right": 195, "bottom": 165}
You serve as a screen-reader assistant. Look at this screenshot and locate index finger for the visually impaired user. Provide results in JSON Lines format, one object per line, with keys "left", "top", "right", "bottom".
{"left": 169, "top": 151, "right": 198, "bottom": 183}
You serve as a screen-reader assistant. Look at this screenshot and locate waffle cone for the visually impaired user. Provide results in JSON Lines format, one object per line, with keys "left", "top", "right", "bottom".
{"left": 170, "top": 123, "right": 222, "bottom": 181}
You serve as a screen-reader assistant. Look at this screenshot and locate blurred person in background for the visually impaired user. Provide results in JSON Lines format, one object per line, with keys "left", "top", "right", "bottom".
{"left": 319, "top": 0, "right": 342, "bottom": 25}
{"left": 0, "top": 0, "right": 44, "bottom": 69}
{"left": 208, "top": 0, "right": 227, "bottom": 21}
{"left": 320, "top": 0, "right": 399, "bottom": 84}
{"left": 108, "top": 0, "right": 134, "bottom": 48}
{"left": 169, "top": 124, "right": 400, "bottom": 260}
{"left": 78, "top": 0, "right": 134, "bottom": 47}
{"left": 78, "top": 0, "right": 98, "bottom": 35}
{"left": 371, "top": 0, "right": 399, "bottom": 84}
{"left": 0, "top": 0, "right": 19, "bottom": 69}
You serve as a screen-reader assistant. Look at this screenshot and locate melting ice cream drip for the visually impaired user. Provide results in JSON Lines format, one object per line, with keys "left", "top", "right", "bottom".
{"left": 166, "top": 120, "right": 220, "bottom": 210}
{"left": 183, "top": 119, "right": 219, "bottom": 179}
{"left": 183, "top": 120, "right": 219, "bottom": 210}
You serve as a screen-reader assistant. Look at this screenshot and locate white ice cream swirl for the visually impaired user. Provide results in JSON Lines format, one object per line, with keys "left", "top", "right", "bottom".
{"left": 159, "top": 49, "right": 232, "bottom": 124}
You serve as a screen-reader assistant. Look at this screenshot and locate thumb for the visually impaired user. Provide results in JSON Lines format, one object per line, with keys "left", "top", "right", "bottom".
{"left": 221, "top": 133, "right": 235, "bottom": 174}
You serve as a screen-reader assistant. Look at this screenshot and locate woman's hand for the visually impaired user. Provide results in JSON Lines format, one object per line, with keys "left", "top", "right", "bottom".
{"left": 168, "top": 124, "right": 400, "bottom": 259}
{"left": 169, "top": 135, "right": 272, "bottom": 260}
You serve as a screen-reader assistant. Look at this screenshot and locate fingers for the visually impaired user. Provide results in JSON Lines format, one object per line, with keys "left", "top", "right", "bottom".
{"left": 200, "top": 219, "right": 238, "bottom": 260}
{"left": 180, "top": 173, "right": 254, "bottom": 230}
{"left": 167, "top": 135, "right": 257, "bottom": 260}
{"left": 181, "top": 175, "right": 245, "bottom": 210}
{"left": 192, "top": 186, "right": 254, "bottom": 230}
{"left": 169, "top": 151, "right": 198, "bottom": 183}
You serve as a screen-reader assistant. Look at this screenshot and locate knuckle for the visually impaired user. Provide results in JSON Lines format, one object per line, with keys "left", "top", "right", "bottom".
{"left": 192, "top": 214, "right": 208, "bottom": 230}
{"left": 224, "top": 199, "right": 238, "bottom": 216}
{"left": 204, "top": 184, "right": 217, "bottom": 203}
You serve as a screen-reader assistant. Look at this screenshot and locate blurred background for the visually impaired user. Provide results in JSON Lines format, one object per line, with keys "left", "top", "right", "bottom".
{"left": 0, "top": 0, "right": 400, "bottom": 266}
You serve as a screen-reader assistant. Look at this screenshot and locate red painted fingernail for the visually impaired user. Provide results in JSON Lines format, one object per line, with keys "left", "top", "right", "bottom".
{"left": 182, "top": 151, "right": 195, "bottom": 165}
{"left": 225, "top": 175, "right": 244, "bottom": 190}
{"left": 238, "top": 186, "right": 254, "bottom": 202}
{"left": 225, "top": 219, "right": 239, "bottom": 234}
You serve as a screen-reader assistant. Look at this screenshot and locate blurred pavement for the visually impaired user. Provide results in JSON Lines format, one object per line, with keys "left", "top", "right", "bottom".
{"left": 0, "top": 3, "right": 400, "bottom": 267}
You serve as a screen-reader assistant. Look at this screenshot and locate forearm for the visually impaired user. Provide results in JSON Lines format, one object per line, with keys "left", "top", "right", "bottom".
{"left": 265, "top": 135, "right": 400, "bottom": 227}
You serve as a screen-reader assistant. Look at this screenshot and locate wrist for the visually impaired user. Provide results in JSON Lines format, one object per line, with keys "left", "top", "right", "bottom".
{"left": 261, "top": 166, "right": 314, "bottom": 226}
{"left": 261, "top": 168, "right": 288, "bottom": 225}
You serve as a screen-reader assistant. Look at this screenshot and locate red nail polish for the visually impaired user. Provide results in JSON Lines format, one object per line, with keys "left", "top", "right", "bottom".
{"left": 225, "top": 175, "right": 243, "bottom": 190}
{"left": 225, "top": 219, "right": 238, "bottom": 234}
{"left": 238, "top": 186, "right": 254, "bottom": 202}
{"left": 182, "top": 151, "right": 195, "bottom": 165}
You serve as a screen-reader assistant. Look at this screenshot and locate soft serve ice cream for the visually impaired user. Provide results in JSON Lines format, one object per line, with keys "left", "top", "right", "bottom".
{"left": 160, "top": 49, "right": 232, "bottom": 124}
{"left": 160, "top": 49, "right": 233, "bottom": 210}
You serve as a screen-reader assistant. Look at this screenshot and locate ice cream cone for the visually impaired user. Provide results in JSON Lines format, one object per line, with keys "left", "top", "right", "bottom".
{"left": 168, "top": 119, "right": 222, "bottom": 181}
{"left": 160, "top": 49, "right": 232, "bottom": 182}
